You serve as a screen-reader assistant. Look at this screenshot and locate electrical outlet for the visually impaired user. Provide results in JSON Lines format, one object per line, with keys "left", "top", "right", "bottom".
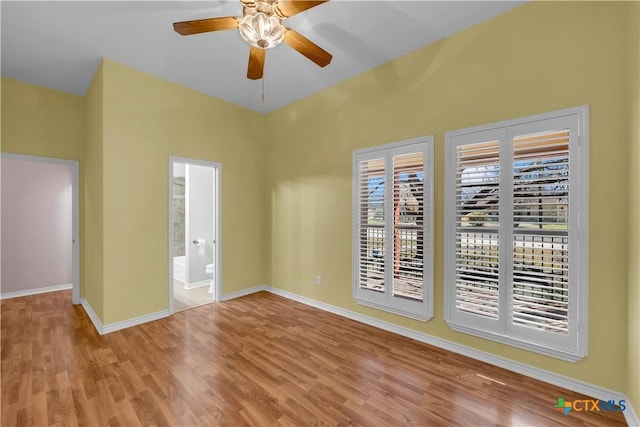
{"left": 315, "top": 275, "right": 322, "bottom": 285}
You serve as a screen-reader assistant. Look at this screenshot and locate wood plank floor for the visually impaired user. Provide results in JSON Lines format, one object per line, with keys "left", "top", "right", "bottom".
{"left": 1, "top": 290, "right": 627, "bottom": 426}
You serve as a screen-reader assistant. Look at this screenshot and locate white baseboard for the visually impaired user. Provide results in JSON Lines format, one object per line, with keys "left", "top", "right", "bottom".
{"left": 79, "top": 284, "right": 268, "bottom": 335}
{"left": 627, "top": 403, "right": 640, "bottom": 427}
{"left": 0, "top": 283, "right": 72, "bottom": 299}
{"left": 222, "top": 284, "right": 269, "bottom": 301}
{"left": 80, "top": 298, "right": 103, "bottom": 333}
{"left": 265, "top": 287, "right": 639, "bottom": 427}
{"left": 183, "top": 280, "right": 210, "bottom": 290}
{"left": 102, "top": 310, "right": 169, "bottom": 334}
{"left": 80, "top": 297, "right": 169, "bottom": 335}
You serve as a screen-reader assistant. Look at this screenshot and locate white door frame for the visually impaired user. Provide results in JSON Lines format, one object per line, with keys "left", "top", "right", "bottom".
{"left": 168, "top": 156, "right": 222, "bottom": 314}
{"left": 0, "top": 153, "right": 80, "bottom": 304}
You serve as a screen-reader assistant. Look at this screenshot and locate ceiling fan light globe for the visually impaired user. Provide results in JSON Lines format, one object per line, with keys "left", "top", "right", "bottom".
{"left": 238, "top": 12, "right": 285, "bottom": 49}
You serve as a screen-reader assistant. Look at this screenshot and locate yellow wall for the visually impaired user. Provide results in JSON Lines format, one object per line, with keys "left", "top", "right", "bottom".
{"left": 1, "top": 77, "right": 84, "bottom": 159}
{"left": 627, "top": 0, "right": 640, "bottom": 415}
{"left": 1, "top": 62, "right": 267, "bottom": 326}
{"left": 99, "top": 60, "right": 266, "bottom": 324}
{"left": 266, "top": 1, "right": 632, "bottom": 394}
{"left": 83, "top": 63, "right": 105, "bottom": 319}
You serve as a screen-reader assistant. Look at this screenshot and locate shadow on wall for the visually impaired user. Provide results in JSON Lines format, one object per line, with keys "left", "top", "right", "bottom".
{"left": 270, "top": 175, "right": 351, "bottom": 298}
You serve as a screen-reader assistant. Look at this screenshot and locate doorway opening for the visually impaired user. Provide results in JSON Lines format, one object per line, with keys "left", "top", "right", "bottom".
{"left": 0, "top": 153, "right": 80, "bottom": 304}
{"left": 169, "top": 157, "right": 221, "bottom": 313}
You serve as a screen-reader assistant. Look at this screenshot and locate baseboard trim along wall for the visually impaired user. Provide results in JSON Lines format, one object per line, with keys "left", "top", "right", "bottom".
{"left": 79, "top": 285, "right": 269, "bottom": 335}
{"left": 628, "top": 405, "right": 640, "bottom": 427}
{"left": 221, "top": 284, "right": 269, "bottom": 301}
{"left": 80, "top": 298, "right": 169, "bottom": 335}
{"left": 80, "top": 298, "right": 103, "bottom": 333}
{"left": 0, "top": 283, "right": 72, "bottom": 299}
{"left": 264, "top": 287, "right": 640, "bottom": 427}
{"left": 183, "top": 280, "right": 210, "bottom": 290}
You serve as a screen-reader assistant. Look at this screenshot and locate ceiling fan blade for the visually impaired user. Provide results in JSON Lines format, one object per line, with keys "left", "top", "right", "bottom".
{"left": 173, "top": 17, "right": 238, "bottom": 35}
{"left": 274, "top": 0, "right": 328, "bottom": 18}
{"left": 247, "top": 46, "right": 266, "bottom": 80}
{"left": 284, "top": 29, "right": 332, "bottom": 67}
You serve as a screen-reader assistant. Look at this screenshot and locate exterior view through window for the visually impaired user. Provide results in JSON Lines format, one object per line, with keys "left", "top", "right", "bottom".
{"left": 354, "top": 137, "right": 433, "bottom": 320}
{"left": 445, "top": 106, "right": 588, "bottom": 361}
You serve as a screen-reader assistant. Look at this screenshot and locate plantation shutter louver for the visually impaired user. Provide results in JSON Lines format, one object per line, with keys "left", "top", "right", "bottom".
{"left": 392, "top": 152, "right": 425, "bottom": 301}
{"left": 453, "top": 139, "right": 503, "bottom": 332}
{"left": 511, "top": 130, "right": 570, "bottom": 334}
{"left": 358, "top": 158, "right": 386, "bottom": 293}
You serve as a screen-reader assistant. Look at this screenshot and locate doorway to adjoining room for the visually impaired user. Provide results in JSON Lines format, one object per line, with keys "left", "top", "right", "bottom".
{"left": 169, "top": 157, "right": 221, "bottom": 313}
{"left": 0, "top": 153, "right": 80, "bottom": 304}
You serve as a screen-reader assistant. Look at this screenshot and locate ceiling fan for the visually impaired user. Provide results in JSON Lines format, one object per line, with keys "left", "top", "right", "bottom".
{"left": 173, "top": 0, "right": 332, "bottom": 80}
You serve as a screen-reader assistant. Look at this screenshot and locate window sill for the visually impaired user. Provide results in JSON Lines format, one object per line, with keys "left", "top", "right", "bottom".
{"left": 446, "top": 321, "right": 585, "bottom": 362}
{"left": 355, "top": 298, "right": 432, "bottom": 322}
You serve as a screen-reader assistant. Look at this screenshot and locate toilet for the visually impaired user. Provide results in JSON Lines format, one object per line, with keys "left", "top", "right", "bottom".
{"left": 206, "top": 263, "right": 214, "bottom": 294}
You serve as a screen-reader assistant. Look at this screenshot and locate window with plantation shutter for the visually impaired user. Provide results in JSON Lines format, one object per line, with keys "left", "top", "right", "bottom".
{"left": 353, "top": 137, "right": 433, "bottom": 321}
{"left": 445, "top": 106, "right": 588, "bottom": 361}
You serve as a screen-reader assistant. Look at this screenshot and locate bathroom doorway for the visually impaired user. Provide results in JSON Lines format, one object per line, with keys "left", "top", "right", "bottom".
{"left": 169, "top": 157, "right": 221, "bottom": 313}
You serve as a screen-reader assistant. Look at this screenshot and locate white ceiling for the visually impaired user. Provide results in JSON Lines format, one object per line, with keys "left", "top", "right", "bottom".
{"left": 1, "top": 1, "right": 524, "bottom": 114}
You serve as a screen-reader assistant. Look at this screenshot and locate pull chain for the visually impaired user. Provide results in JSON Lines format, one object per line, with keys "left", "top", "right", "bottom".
{"left": 261, "top": 77, "right": 265, "bottom": 103}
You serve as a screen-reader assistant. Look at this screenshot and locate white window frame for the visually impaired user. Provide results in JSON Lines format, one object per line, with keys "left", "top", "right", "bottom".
{"left": 352, "top": 136, "right": 434, "bottom": 321}
{"left": 444, "top": 106, "right": 589, "bottom": 362}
